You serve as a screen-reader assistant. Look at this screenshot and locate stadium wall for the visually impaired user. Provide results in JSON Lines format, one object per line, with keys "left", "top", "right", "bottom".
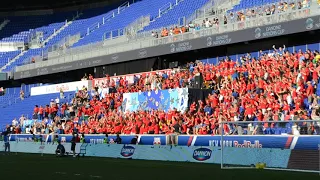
{"left": 0, "top": 142, "right": 291, "bottom": 168}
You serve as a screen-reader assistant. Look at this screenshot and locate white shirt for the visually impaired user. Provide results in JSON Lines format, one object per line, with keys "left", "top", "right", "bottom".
{"left": 286, "top": 95, "right": 292, "bottom": 105}
{"left": 205, "top": 21, "right": 210, "bottom": 28}
{"left": 12, "top": 119, "right": 18, "bottom": 126}
{"left": 292, "top": 125, "right": 300, "bottom": 135}
{"left": 55, "top": 98, "right": 60, "bottom": 104}
{"left": 297, "top": 73, "right": 302, "bottom": 83}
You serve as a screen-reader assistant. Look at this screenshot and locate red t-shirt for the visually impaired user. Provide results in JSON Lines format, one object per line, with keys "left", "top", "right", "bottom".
{"left": 34, "top": 107, "right": 39, "bottom": 114}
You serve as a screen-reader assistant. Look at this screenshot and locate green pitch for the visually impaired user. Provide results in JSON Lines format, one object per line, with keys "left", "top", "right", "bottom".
{"left": 0, "top": 153, "right": 318, "bottom": 180}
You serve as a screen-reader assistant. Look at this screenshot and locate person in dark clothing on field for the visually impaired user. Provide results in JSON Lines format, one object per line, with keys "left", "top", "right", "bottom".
{"left": 71, "top": 134, "right": 77, "bottom": 157}
{"left": 130, "top": 135, "right": 138, "bottom": 145}
{"left": 115, "top": 133, "right": 122, "bottom": 144}
{"left": 55, "top": 141, "right": 65, "bottom": 157}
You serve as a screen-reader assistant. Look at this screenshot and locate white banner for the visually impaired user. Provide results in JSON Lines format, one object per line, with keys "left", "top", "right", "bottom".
{"left": 31, "top": 80, "right": 90, "bottom": 96}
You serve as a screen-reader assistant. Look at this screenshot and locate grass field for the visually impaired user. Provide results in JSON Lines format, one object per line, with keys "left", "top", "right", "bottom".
{"left": 0, "top": 153, "right": 318, "bottom": 180}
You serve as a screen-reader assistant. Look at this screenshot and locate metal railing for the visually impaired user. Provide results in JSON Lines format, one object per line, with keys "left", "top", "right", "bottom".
{"left": 14, "top": 6, "right": 317, "bottom": 72}
{"left": 125, "top": 15, "right": 151, "bottom": 36}
{"left": 0, "top": 42, "right": 24, "bottom": 52}
{"left": 103, "top": 28, "right": 125, "bottom": 40}
{"left": 159, "top": 2, "right": 173, "bottom": 17}
{"left": 87, "top": 22, "right": 100, "bottom": 35}
{"left": 46, "top": 33, "right": 81, "bottom": 59}
{"left": 102, "top": 11, "right": 115, "bottom": 24}
{"left": 118, "top": 1, "right": 130, "bottom": 14}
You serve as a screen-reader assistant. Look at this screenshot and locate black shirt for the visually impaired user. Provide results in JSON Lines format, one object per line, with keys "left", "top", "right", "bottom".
{"left": 71, "top": 136, "right": 76, "bottom": 145}
{"left": 115, "top": 137, "right": 122, "bottom": 144}
{"left": 57, "top": 144, "right": 65, "bottom": 153}
{"left": 130, "top": 137, "right": 138, "bottom": 144}
{"left": 173, "top": 123, "right": 181, "bottom": 133}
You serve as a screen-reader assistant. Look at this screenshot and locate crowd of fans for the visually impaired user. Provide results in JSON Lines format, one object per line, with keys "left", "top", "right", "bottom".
{"left": 3, "top": 44, "right": 320, "bottom": 136}
{"left": 150, "top": 0, "right": 311, "bottom": 39}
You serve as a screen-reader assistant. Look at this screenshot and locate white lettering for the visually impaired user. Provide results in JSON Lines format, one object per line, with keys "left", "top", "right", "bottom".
{"left": 90, "top": 139, "right": 104, "bottom": 144}
{"left": 174, "top": 42, "right": 192, "bottom": 52}
{"left": 193, "top": 151, "right": 211, "bottom": 157}
{"left": 266, "top": 25, "right": 282, "bottom": 31}
{"left": 122, "top": 149, "right": 134, "bottom": 153}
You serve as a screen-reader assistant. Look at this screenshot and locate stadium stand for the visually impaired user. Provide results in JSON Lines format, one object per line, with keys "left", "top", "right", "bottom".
{"left": 1, "top": 42, "right": 320, "bottom": 135}
{"left": 0, "top": 0, "right": 317, "bottom": 73}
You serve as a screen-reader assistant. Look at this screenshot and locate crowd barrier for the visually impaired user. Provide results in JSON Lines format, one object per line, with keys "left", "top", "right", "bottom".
{"left": 7, "top": 134, "right": 320, "bottom": 150}
{"left": 0, "top": 141, "right": 290, "bottom": 168}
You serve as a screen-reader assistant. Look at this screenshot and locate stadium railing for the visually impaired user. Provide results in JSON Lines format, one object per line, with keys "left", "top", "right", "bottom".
{"left": 14, "top": 4, "right": 318, "bottom": 73}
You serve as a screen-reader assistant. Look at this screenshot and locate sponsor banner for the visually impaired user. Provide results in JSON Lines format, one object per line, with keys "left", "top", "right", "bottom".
{"left": 30, "top": 80, "right": 91, "bottom": 96}
{"left": 192, "top": 148, "right": 212, "bottom": 161}
{"left": 0, "top": 142, "right": 81, "bottom": 154}
{"left": 8, "top": 134, "right": 320, "bottom": 150}
{"left": 120, "top": 145, "right": 136, "bottom": 158}
{"left": 9, "top": 134, "right": 167, "bottom": 146}
{"left": 0, "top": 142, "right": 290, "bottom": 168}
{"left": 122, "top": 88, "right": 188, "bottom": 112}
{"left": 178, "top": 135, "right": 320, "bottom": 150}
{"left": 14, "top": 15, "right": 320, "bottom": 80}
{"left": 92, "top": 69, "right": 172, "bottom": 87}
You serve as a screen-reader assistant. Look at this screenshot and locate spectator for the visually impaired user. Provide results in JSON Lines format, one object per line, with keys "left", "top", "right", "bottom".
{"left": 55, "top": 97, "right": 60, "bottom": 105}
{"left": 12, "top": 118, "right": 18, "bottom": 127}
{"left": 33, "top": 105, "right": 39, "bottom": 120}
{"left": 130, "top": 135, "right": 138, "bottom": 144}
{"left": 60, "top": 88, "right": 64, "bottom": 99}
{"left": 115, "top": 133, "right": 122, "bottom": 144}
{"left": 0, "top": 87, "right": 4, "bottom": 96}
{"left": 20, "top": 90, "right": 25, "bottom": 100}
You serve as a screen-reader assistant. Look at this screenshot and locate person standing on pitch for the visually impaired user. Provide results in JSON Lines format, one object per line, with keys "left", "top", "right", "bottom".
{"left": 71, "top": 133, "right": 77, "bottom": 157}
{"left": 3, "top": 131, "right": 10, "bottom": 154}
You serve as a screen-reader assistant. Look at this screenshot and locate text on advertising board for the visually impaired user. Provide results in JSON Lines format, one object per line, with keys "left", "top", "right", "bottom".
{"left": 193, "top": 148, "right": 212, "bottom": 161}
{"left": 120, "top": 145, "right": 135, "bottom": 157}
{"left": 255, "top": 25, "right": 285, "bottom": 39}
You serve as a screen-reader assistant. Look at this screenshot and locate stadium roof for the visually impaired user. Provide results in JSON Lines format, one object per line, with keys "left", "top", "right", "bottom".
{"left": 0, "top": 0, "right": 122, "bottom": 12}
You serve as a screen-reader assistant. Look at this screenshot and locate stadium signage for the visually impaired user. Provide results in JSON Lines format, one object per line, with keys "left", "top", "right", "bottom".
{"left": 254, "top": 25, "right": 285, "bottom": 39}
{"left": 37, "top": 68, "right": 49, "bottom": 76}
{"left": 14, "top": 15, "right": 320, "bottom": 80}
{"left": 170, "top": 41, "right": 192, "bottom": 53}
{"left": 120, "top": 145, "right": 135, "bottom": 157}
{"left": 30, "top": 80, "right": 91, "bottom": 96}
{"left": 138, "top": 49, "right": 148, "bottom": 58}
{"left": 234, "top": 140, "right": 262, "bottom": 148}
{"left": 206, "top": 34, "right": 232, "bottom": 46}
{"left": 209, "top": 140, "right": 262, "bottom": 148}
{"left": 193, "top": 148, "right": 212, "bottom": 161}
